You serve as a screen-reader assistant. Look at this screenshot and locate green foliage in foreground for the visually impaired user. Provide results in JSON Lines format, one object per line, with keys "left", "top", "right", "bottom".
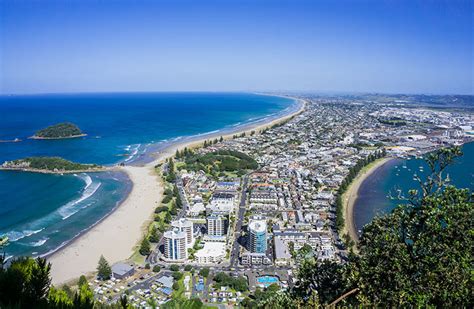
{"left": 8, "top": 157, "right": 100, "bottom": 171}
{"left": 353, "top": 147, "right": 473, "bottom": 306}
{"left": 0, "top": 257, "right": 95, "bottom": 308}
{"left": 35, "top": 122, "right": 83, "bottom": 138}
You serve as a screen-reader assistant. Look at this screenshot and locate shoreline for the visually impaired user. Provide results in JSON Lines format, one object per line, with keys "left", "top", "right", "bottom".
{"left": 29, "top": 134, "right": 87, "bottom": 140}
{"left": 341, "top": 157, "right": 394, "bottom": 244}
{"left": 345, "top": 140, "right": 474, "bottom": 245}
{"left": 48, "top": 96, "right": 306, "bottom": 285}
{"left": 0, "top": 166, "right": 111, "bottom": 174}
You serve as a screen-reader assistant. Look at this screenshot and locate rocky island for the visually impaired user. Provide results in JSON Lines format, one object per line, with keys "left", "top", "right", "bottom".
{"left": 31, "top": 122, "right": 86, "bottom": 139}
{"left": 0, "top": 157, "right": 106, "bottom": 173}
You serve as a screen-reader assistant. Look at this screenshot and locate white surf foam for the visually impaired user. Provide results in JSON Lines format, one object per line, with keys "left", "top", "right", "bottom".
{"left": 124, "top": 143, "right": 141, "bottom": 162}
{"left": 29, "top": 237, "right": 49, "bottom": 247}
{"left": 59, "top": 175, "right": 101, "bottom": 220}
{"left": 6, "top": 228, "right": 45, "bottom": 242}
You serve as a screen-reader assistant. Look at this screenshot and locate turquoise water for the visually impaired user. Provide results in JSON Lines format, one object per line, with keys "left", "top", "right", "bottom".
{"left": 354, "top": 142, "right": 474, "bottom": 233}
{"left": 0, "top": 92, "right": 295, "bottom": 258}
{"left": 256, "top": 276, "right": 279, "bottom": 287}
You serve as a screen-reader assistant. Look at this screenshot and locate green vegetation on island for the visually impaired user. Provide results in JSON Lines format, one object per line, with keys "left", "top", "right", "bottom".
{"left": 33, "top": 122, "right": 85, "bottom": 139}
{"left": 1, "top": 157, "right": 102, "bottom": 173}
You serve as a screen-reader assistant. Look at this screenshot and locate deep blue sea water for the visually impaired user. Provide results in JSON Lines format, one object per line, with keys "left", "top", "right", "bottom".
{"left": 354, "top": 142, "right": 474, "bottom": 233}
{"left": 0, "top": 92, "right": 295, "bottom": 258}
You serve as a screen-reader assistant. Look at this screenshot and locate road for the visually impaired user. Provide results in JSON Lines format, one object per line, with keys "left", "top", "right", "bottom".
{"left": 230, "top": 175, "right": 249, "bottom": 267}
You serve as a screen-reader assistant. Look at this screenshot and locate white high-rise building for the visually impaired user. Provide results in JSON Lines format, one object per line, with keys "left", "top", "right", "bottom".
{"left": 163, "top": 228, "right": 187, "bottom": 261}
{"left": 171, "top": 218, "right": 194, "bottom": 246}
{"left": 248, "top": 216, "right": 267, "bottom": 254}
{"left": 207, "top": 214, "right": 226, "bottom": 237}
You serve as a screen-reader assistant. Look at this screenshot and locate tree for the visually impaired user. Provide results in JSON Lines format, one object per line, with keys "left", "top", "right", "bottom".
{"left": 170, "top": 264, "right": 179, "bottom": 272}
{"left": 166, "top": 159, "right": 176, "bottom": 182}
{"left": 164, "top": 212, "right": 172, "bottom": 223}
{"left": 145, "top": 263, "right": 150, "bottom": 270}
{"left": 175, "top": 192, "right": 183, "bottom": 208}
{"left": 27, "top": 257, "right": 52, "bottom": 306}
{"left": 119, "top": 294, "right": 129, "bottom": 309}
{"left": 73, "top": 282, "right": 94, "bottom": 308}
{"left": 353, "top": 148, "right": 473, "bottom": 306}
{"left": 139, "top": 237, "right": 151, "bottom": 256}
{"left": 172, "top": 271, "right": 183, "bottom": 280}
{"left": 97, "top": 255, "right": 112, "bottom": 280}
{"left": 77, "top": 276, "right": 88, "bottom": 289}
{"left": 293, "top": 259, "right": 348, "bottom": 305}
{"left": 274, "top": 147, "right": 473, "bottom": 307}
{"left": 172, "top": 282, "right": 180, "bottom": 290}
{"left": 149, "top": 225, "right": 160, "bottom": 243}
{"left": 162, "top": 298, "right": 203, "bottom": 309}
{"left": 184, "top": 265, "right": 192, "bottom": 272}
{"left": 48, "top": 286, "right": 73, "bottom": 307}
{"left": 153, "top": 265, "right": 161, "bottom": 273}
{"left": 0, "top": 257, "right": 94, "bottom": 308}
{"left": 199, "top": 267, "right": 210, "bottom": 278}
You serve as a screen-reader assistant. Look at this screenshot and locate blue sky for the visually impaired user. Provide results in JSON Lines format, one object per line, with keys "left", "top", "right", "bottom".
{"left": 1, "top": 0, "right": 472, "bottom": 94}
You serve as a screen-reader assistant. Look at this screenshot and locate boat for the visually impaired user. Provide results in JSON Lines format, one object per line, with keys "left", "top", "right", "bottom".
{"left": 0, "top": 235, "right": 8, "bottom": 246}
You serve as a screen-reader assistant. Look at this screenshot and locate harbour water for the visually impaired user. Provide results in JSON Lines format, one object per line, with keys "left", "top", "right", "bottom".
{"left": 0, "top": 92, "right": 296, "bottom": 258}
{"left": 354, "top": 142, "right": 474, "bottom": 233}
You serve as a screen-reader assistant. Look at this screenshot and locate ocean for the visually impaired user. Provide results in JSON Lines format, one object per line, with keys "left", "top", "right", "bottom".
{"left": 354, "top": 142, "right": 474, "bottom": 233}
{"left": 0, "top": 92, "right": 296, "bottom": 258}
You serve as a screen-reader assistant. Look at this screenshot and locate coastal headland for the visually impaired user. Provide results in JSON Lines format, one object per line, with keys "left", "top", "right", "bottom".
{"left": 48, "top": 97, "right": 306, "bottom": 284}
{"left": 341, "top": 157, "right": 393, "bottom": 244}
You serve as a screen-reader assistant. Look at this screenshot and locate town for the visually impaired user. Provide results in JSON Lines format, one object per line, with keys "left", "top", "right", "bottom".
{"left": 90, "top": 95, "right": 474, "bottom": 307}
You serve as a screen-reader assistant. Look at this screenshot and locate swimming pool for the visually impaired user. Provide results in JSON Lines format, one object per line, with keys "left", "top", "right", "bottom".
{"left": 256, "top": 276, "right": 279, "bottom": 287}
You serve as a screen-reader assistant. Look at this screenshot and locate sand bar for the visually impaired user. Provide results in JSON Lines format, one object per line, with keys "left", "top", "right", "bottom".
{"left": 48, "top": 97, "right": 306, "bottom": 285}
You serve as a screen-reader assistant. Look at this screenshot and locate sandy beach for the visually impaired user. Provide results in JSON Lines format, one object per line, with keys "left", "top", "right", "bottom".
{"left": 48, "top": 97, "right": 306, "bottom": 285}
{"left": 341, "top": 157, "right": 393, "bottom": 243}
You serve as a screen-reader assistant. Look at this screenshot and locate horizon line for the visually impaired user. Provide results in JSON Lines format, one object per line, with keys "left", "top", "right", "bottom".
{"left": 1, "top": 90, "right": 473, "bottom": 97}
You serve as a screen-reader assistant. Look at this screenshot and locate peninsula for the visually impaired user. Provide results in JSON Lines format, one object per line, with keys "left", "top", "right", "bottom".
{"left": 0, "top": 157, "right": 105, "bottom": 174}
{"left": 31, "top": 122, "right": 86, "bottom": 139}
